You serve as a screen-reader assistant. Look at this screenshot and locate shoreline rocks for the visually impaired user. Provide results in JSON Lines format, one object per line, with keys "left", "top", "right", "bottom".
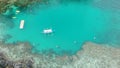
{"left": 0, "top": 0, "right": 46, "bottom": 14}
{"left": 0, "top": 0, "right": 91, "bottom": 14}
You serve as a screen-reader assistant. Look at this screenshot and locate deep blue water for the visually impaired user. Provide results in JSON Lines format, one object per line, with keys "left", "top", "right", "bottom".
{"left": 2, "top": 2, "right": 120, "bottom": 55}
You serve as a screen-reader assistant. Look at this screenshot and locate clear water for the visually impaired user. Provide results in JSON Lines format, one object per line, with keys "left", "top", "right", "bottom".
{"left": 5, "top": 2, "right": 114, "bottom": 54}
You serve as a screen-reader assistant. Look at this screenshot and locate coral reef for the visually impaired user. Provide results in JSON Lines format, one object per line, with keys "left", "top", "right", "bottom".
{"left": 0, "top": 15, "right": 14, "bottom": 43}
{"left": 0, "top": 0, "right": 47, "bottom": 13}
{"left": 0, "top": 0, "right": 91, "bottom": 14}
{"left": 0, "top": 0, "right": 17, "bottom": 13}
{"left": 0, "top": 15, "right": 14, "bottom": 28}
{"left": 0, "top": 42, "right": 119, "bottom": 68}
{"left": 0, "top": 42, "right": 34, "bottom": 68}
{"left": 0, "top": 52, "right": 33, "bottom": 68}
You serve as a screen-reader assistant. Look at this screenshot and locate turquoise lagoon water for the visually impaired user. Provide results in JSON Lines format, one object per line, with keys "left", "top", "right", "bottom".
{"left": 4, "top": 2, "right": 115, "bottom": 54}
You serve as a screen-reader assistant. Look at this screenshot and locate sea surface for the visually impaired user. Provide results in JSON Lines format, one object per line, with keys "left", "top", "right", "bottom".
{"left": 1, "top": 1, "right": 120, "bottom": 55}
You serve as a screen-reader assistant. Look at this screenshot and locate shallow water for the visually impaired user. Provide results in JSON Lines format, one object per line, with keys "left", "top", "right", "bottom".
{"left": 2, "top": 2, "right": 120, "bottom": 54}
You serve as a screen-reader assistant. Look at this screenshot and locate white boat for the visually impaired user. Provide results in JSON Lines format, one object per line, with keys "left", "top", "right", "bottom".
{"left": 43, "top": 29, "right": 53, "bottom": 34}
{"left": 19, "top": 20, "right": 24, "bottom": 29}
{"left": 16, "top": 10, "right": 20, "bottom": 13}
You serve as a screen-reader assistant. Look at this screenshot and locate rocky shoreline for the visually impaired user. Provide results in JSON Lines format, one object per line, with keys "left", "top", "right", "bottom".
{"left": 0, "top": 0, "right": 49, "bottom": 14}
{"left": 0, "top": 42, "right": 119, "bottom": 68}
{"left": 0, "top": 0, "right": 91, "bottom": 14}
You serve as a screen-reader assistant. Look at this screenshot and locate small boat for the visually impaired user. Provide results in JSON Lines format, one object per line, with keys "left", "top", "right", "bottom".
{"left": 19, "top": 20, "right": 24, "bottom": 29}
{"left": 12, "top": 16, "right": 17, "bottom": 19}
{"left": 16, "top": 10, "right": 20, "bottom": 13}
{"left": 43, "top": 29, "right": 53, "bottom": 34}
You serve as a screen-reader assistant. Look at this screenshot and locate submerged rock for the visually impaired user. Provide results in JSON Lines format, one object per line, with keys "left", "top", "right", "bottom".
{"left": 0, "top": 15, "right": 14, "bottom": 28}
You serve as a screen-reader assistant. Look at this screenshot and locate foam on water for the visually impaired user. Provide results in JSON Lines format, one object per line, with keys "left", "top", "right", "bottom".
{"left": 5, "top": 2, "right": 114, "bottom": 54}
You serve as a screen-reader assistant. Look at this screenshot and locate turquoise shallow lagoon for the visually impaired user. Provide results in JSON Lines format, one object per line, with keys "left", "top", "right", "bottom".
{"left": 4, "top": 2, "right": 117, "bottom": 54}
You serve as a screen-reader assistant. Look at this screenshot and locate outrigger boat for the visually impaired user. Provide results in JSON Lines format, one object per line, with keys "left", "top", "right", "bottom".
{"left": 43, "top": 29, "right": 53, "bottom": 34}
